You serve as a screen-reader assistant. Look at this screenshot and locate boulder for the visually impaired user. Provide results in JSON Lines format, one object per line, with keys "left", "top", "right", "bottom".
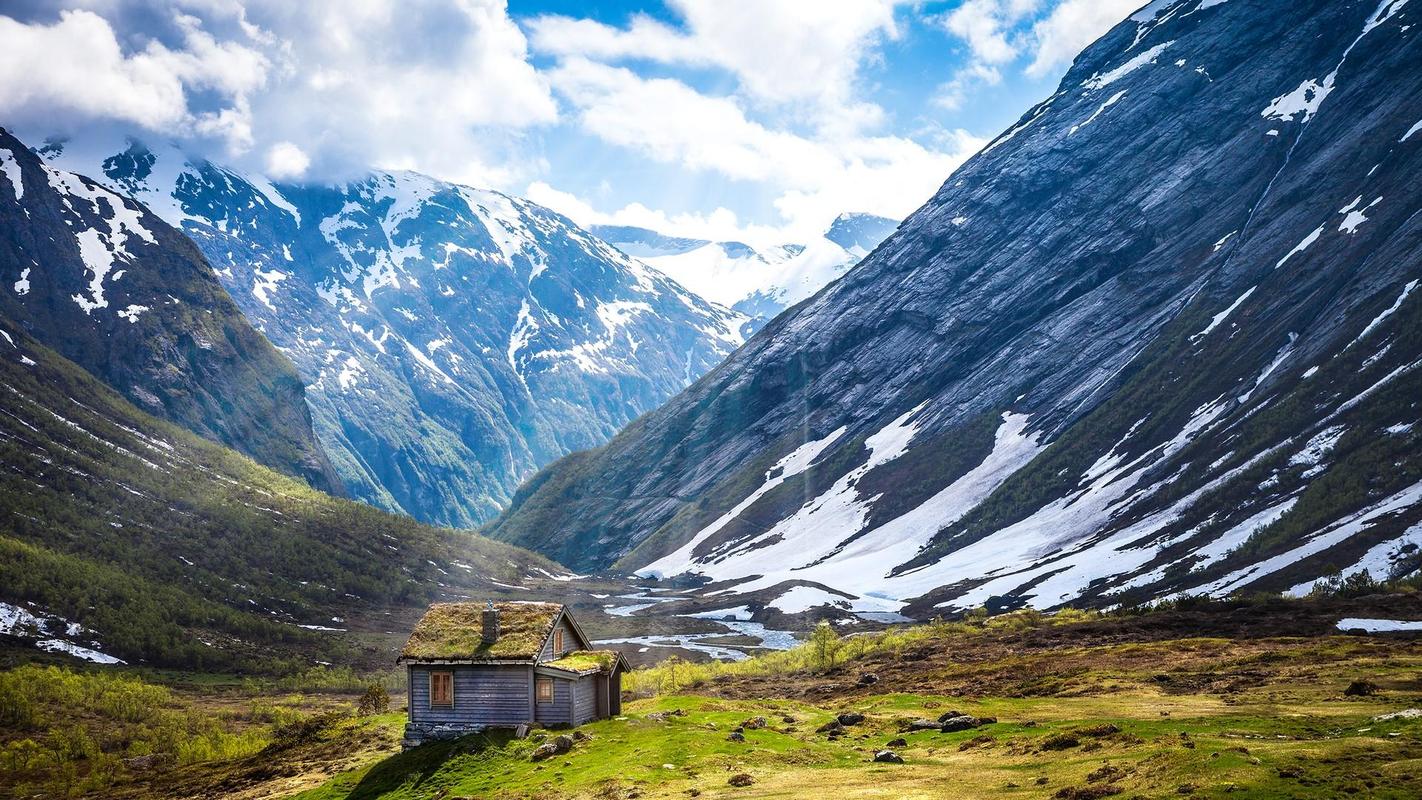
{"left": 886, "top": 738, "right": 908, "bottom": 748}
{"left": 873, "top": 750, "right": 904, "bottom": 764}
{"left": 858, "top": 673, "right": 879, "bottom": 685}
{"left": 940, "top": 715, "right": 979, "bottom": 732}
{"left": 905, "top": 719, "right": 942, "bottom": 732}
{"left": 937, "top": 711, "right": 965, "bottom": 722}
{"left": 816, "top": 720, "right": 846, "bottom": 734}
{"left": 837, "top": 712, "right": 866, "bottom": 726}
{"left": 727, "top": 731, "right": 746, "bottom": 742}
{"left": 728, "top": 773, "right": 755, "bottom": 787}
{"left": 742, "top": 716, "right": 768, "bottom": 730}
{"left": 529, "top": 734, "right": 574, "bottom": 761}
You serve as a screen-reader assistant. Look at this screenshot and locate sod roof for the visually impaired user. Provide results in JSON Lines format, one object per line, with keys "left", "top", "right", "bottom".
{"left": 400, "top": 602, "right": 563, "bottom": 662}
{"left": 543, "top": 650, "right": 625, "bottom": 675}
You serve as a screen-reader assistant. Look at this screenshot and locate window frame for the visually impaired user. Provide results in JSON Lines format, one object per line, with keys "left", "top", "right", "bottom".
{"left": 428, "top": 670, "right": 454, "bottom": 708}
{"left": 535, "top": 677, "right": 554, "bottom": 704}
{"left": 553, "top": 628, "right": 564, "bottom": 655}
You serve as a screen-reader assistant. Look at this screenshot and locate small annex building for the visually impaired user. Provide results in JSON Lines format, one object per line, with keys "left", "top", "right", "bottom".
{"left": 397, "top": 601, "right": 628, "bottom": 748}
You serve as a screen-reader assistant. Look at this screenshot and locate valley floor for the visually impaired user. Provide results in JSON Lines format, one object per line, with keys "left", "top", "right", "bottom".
{"left": 6, "top": 597, "right": 1422, "bottom": 799}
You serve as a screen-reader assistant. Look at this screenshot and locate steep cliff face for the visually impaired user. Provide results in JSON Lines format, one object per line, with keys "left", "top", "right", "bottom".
{"left": 38, "top": 140, "right": 746, "bottom": 527}
{"left": 0, "top": 129, "right": 341, "bottom": 493}
{"left": 486, "top": 0, "right": 1422, "bottom": 615}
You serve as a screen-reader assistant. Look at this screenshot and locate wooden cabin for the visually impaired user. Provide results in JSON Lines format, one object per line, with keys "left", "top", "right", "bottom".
{"left": 397, "top": 601, "right": 627, "bottom": 748}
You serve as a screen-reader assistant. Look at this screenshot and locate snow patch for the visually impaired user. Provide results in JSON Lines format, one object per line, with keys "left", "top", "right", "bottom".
{"left": 1275, "top": 226, "right": 1323, "bottom": 269}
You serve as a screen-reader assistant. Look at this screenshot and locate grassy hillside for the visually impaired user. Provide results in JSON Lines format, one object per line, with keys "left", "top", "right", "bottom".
{"left": 0, "top": 319, "right": 562, "bottom": 673}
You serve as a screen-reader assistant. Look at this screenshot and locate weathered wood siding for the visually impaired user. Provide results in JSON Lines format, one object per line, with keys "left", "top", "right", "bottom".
{"left": 610, "top": 668, "right": 622, "bottom": 716}
{"left": 539, "top": 616, "right": 583, "bottom": 661}
{"left": 409, "top": 665, "right": 531, "bottom": 726}
{"left": 534, "top": 676, "right": 572, "bottom": 725}
{"left": 572, "top": 675, "right": 598, "bottom": 725}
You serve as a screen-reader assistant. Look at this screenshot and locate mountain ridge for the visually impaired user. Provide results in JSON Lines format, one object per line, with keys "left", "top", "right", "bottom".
{"left": 35, "top": 136, "right": 748, "bottom": 528}
{"left": 485, "top": 0, "right": 1422, "bottom": 617}
{"left": 0, "top": 127, "right": 341, "bottom": 494}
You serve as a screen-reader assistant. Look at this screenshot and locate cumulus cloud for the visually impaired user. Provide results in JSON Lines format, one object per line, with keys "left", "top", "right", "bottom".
{"left": 1025, "top": 0, "right": 1145, "bottom": 77}
{"left": 528, "top": 0, "right": 903, "bottom": 131}
{"left": 264, "top": 140, "right": 309, "bottom": 178}
{"left": 536, "top": 57, "right": 985, "bottom": 243}
{"left": 0, "top": 9, "right": 268, "bottom": 151}
{"left": 0, "top": 1, "right": 556, "bottom": 184}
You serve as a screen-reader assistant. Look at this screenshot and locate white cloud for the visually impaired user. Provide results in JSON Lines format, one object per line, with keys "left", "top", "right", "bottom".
{"left": 941, "top": 0, "right": 1041, "bottom": 65}
{"left": 531, "top": 58, "right": 985, "bottom": 244}
{"left": 528, "top": 0, "right": 904, "bottom": 131}
{"left": 264, "top": 140, "right": 309, "bottom": 178}
{"left": 0, "top": 9, "right": 267, "bottom": 150}
{"left": 1025, "top": 0, "right": 1144, "bottom": 78}
{"left": 0, "top": 1, "right": 557, "bottom": 184}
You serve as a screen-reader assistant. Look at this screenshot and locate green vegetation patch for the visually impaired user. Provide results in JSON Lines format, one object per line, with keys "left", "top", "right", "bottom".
{"left": 544, "top": 650, "right": 621, "bottom": 674}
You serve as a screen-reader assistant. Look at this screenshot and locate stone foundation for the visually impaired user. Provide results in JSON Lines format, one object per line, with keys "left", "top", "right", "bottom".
{"left": 401, "top": 721, "right": 487, "bottom": 750}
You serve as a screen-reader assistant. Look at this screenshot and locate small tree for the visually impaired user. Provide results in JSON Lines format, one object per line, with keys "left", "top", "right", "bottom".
{"left": 356, "top": 684, "right": 390, "bottom": 716}
{"left": 809, "top": 621, "right": 841, "bottom": 673}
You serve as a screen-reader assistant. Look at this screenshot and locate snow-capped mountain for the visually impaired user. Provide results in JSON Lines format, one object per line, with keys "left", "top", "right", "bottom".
{"left": 488, "top": 0, "right": 1422, "bottom": 617}
{"left": 592, "top": 212, "right": 898, "bottom": 333}
{"left": 36, "top": 135, "right": 747, "bottom": 527}
{"left": 0, "top": 128, "right": 341, "bottom": 493}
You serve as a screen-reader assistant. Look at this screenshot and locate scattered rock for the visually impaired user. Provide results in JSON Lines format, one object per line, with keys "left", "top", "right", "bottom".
{"left": 1177, "top": 784, "right": 1197, "bottom": 795}
{"left": 940, "top": 715, "right": 979, "bottom": 732}
{"left": 529, "top": 735, "right": 574, "bottom": 762}
{"left": 817, "top": 720, "right": 846, "bottom": 735}
{"left": 886, "top": 737, "right": 908, "bottom": 748}
{"left": 837, "top": 712, "right": 866, "bottom": 726}
{"left": 572, "top": 730, "right": 591, "bottom": 741}
{"left": 937, "top": 711, "right": 965, "bottom": 722}
{"left": 781, "top": 714, "right": 796, "bottom": 724}
{"left": 858, "top": 673, "right": 879, "bottom": 685}
{"left": 741, "top": 716, "right": 768, "bottom": 730}
{"left": 727, "top": 731, "right": 746, "bottom": 742}
{"left": 873, "top": 750, "right": 904, "bottom": 763}
{"left": 728, "top": 773, "right": 755, "bottom": 787}
{"left": 904, "top": 718, "right": 942, "bottom": 732}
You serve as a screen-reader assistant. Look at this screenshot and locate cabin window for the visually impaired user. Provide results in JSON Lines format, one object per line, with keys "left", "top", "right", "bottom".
{"left": 429, "top": 671, "right": 454, "bottom": 707}
{"left": 553, "top": 628, "right": 564, "bottom": 654}
{"left": 536, "top": 677, "right": 554, "bottom": 703}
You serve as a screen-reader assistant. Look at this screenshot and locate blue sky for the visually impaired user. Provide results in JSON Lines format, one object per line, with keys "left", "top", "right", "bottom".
{"left": 0, "top": 0, "right": 1148, "bottom": 244}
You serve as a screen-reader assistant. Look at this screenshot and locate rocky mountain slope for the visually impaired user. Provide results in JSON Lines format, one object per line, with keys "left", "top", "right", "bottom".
{"left": 593, "top": 212, "right": 898, "bottom": 333}
{"left": 0, "top": 129, "right": 340, "bottom": 493}
{"left": 0, "top": 316, "right": 566, "bottom": 671}
{"left": 37, "top": 138, "right": 747, "bottom": 527}
{"left": 487, "top": 0, "right": 1422, "bottom": 617}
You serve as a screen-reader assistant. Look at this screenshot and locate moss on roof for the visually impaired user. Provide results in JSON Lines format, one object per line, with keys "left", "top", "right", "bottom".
{"left": 544, "top": 650, "right": 623, "bottom": 674}
{"left": 400, "top": 602, "right": 562, "bottom": 661}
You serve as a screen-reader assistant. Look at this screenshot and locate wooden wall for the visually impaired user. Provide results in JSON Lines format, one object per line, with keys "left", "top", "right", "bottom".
{"left": 408, "top": 665, "right": 532, "bottom": 726}
{"left": 539, "top": 616, "right": 582, "bottom": 661}
{"left": 534, "top": 675, "right": 572, "bottom": 725}
{"left": 572, "top": 674, "right": 598, "bottom": 725}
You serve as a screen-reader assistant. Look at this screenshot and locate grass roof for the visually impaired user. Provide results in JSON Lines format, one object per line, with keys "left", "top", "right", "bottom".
{"left": 544, "top": 650, "right": 623, "bottom": 674}
{"left": 400, "top": 602, "right": 562, "bottom": 662}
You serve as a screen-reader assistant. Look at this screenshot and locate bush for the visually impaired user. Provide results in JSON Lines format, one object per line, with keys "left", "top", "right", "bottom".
{"left": 357, "top": 684, "right": 390, "bottom": 716}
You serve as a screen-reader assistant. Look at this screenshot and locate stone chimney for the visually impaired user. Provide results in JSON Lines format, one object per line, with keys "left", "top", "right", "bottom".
{"left": 481, "top": 600, "right": 500, "bottom": 644}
